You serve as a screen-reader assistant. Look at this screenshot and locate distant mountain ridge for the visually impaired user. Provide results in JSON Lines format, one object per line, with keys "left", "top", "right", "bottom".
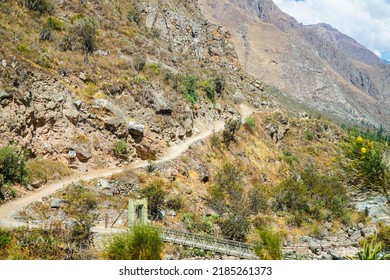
{"left": 199, "top": 0, "right": 390, "bottom": 129}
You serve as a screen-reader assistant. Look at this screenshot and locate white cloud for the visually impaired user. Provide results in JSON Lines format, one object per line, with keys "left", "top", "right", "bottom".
{"left": 274, "top": 0, "right": 390, "bottom": 56}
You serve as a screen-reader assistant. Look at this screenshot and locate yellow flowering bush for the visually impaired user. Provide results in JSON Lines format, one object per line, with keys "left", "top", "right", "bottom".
{"left": 341, "top": 133, "right": 390, "bottom": 203}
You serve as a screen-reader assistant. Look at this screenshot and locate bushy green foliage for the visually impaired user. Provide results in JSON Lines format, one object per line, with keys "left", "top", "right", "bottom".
{"left": 112, "top": 139, "right": 128, "bottom": 159}
{"left": 146, "top": 160, "right": 157, "bottom": 173}
{"left": 127, "top": 7, "right": 142, "bottom": 26}
{"left": 253, "top": 227, "right": 283, "bottom": 260}
{"left": 141, "top": 180, "right": 166, "bottom": 219}
{"left": 133, "top": 56, "right": 146, "bottom": 72}
{"left": 61, "top": 17, "right": 97, "bottom": 55}
{"left": 351, "top": 240, "right": 390, "bottom": 260}
{"left": 166, "top": 195, "right": 185, "bottom": 211}
{"left": 210, "top": 133, "right": 222, "bottom": 151}
{"left": 306, "top": 131, "right": 314, "bottom": 141}
{"left": 0, "top": 228, "right": 12, "bottom": 250}
{"left": 279, "top": 150, "right": 299, "bottom": 166}
{"left": 244, "top": 116, "right": 256, "bottom": 132}
{"left": 181, "top": 213, "right": 219, "bottom": 235}
{"left": 181, "top": 75, "right": 198, "bottom": 105}
{"left": 249, "top": 185, "right": 268, "bottom": 214}
{"left": 12, "top": 226, "right": 65, "bottom": 260}
{"left": 210, "top": 162, "right": 243, "bottom": 211}
{"left": 103, "top": 226, "right": 162, "bottom": 260}
{"left": 340, "top": 134, "right": 390, "bottom": 202}
{"left": 376, "top": 223, "right": 390, "bottom": 251}
{"left": 0, "top": 146, "right": 29, "bottom": 195}
{"left": 204, "top": 81, "right": 216, "bottom": 102}
{"left": 26, "top": 0, "right": 54, "bottom": 14}
{"left": 273, "top": 167, "right": 349, "bottom": 221}
{"left": 214, "top": 77, "right": 225, "bottom": 96}
{"left": 47, "top": 16, "right": 63, "bottom": 30}
{"left": 220, "top": 211, "right": 250, "bottom": 241}
{"left": 222, "top": 118, "right": 241, "bottom": 144}
{"left": 64, "top": 184, "right": 98, "bottom": 250}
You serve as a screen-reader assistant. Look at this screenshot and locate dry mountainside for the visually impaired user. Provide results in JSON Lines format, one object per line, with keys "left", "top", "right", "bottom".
{"left": 0, "top": 0, "right": 389, "bottom": 261}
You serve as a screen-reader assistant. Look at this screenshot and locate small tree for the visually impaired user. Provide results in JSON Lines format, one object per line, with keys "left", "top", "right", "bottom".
{"left": 26, "top": 0, "right": 54, "bottom": 14}
{"left": 103, "top": 225, "right": 163, "bottom": 260}
{"left": 63, "top": 184, "right": 98, "bottom": 257}
{"left": 253, "top": 227, "right": 283, "bottom": 260}
{"left": 0, "top": 146, "right": 29, "bottom": 199}
{"left": 181, "top": 75, "right": 198, "bottom": 105}
{"left": 140, "top": 180, "right": 166, "bottom": 219}
{"left": 223, "top": 118, "right": 241, "bottom": 144}
{"left": 61, "top": 17, "right": 97, "bottom": 61}
{"left": 220, "top": 211, "right": 250, "bottom": 241}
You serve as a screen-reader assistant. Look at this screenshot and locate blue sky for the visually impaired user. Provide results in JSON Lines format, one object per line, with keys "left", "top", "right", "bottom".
{"left": 274, "top": 0, "right": 390, "bottom": 61}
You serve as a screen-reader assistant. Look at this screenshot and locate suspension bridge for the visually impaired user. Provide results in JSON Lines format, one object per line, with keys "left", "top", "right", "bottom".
{"left": 94, "top": 198, "right": 258, "bottom": 259}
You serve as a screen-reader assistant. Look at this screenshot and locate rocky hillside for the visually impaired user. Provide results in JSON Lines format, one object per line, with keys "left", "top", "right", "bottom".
{"left": 0, "top": 0, "right": 268, "bottom": 171}
{"left": 199, "top": 0, "right": 390, "bottom": 129}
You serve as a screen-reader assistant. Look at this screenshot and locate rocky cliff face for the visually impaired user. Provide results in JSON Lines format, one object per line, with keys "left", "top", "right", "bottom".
{"left": 0, "top": 0, "right": 266, "bottom": 169}
{"left": 199, "top": 0, "right": 390, "bottom": 129}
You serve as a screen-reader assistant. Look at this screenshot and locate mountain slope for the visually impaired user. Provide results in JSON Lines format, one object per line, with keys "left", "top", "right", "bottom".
{"left": 0, "top": 0, "right": 268, "bottom": 171}
{"left": 199, "top": 0, "right": 390, "bottom": 129}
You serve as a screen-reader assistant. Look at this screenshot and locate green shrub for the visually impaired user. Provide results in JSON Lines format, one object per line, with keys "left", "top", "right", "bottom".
{"left": 214, "top": 162, "right": 243, "bottom": 203}
{"left": 340, "top": 134, "right": 390, "bottom": 203}
{"left": 0, "top": 228, "right": 12, "bottom": 250}
{"left": 166, "top": 195, "right": 185, "bottom": 211}
{"left": 249, "top": 185, "right": 268, "bottom": 214}
{"left": 12, "top": 227, "right": 65, "bottom": 260}
{"left": 253, "top": 227, "right": 283, "bottom": 260}
{"left": 133, "top": 56, "right": 146, "bottom": 72}
{"left": 47, "top": 16, "right": 63, "bottom": 30}
{"left": 204, "top": 81, "right": 216, "bottom": 102}
{"left": 350, "top": 240, "right": 390, "bottom": 260}
{"left": 222, "top": 118, "right": 241, "bottom": 144}
{"left": 16, "top": 44, "right": 31, "bottom": 55}
{"left": 61, "top": 17, "right": 97, "bottom": 55}
{"left": 279, "top": 150, "right": 299, "bottom": 166}
{"left": 306, "top": 131, "right": 314, "bottom": 141}
{"left": 0, "top": 146, "right": 29, "bottom": 187}
{"left": 214, "top": 77, "right": 225, "bottom": 96}
{"left": 210, "top": 133, "right": 221, "bottom": 151}
{"left": 70, "top": 13, "right": 85, "bottom": 24}
{"left": 220, "top": 211, "right": 250, "bottom": 241}
{"left": 181, "top": 75, "right": 198, "bottom": 105}
{"left": 64, "top": 184, "right": 98, "bottom": 250}
{"left": 140, "top": 180, "right": 166, "bottom": 220}
{"left": 376, "top": 223, "right": 390, "bottom": 251}
{"left": 273, "top": 167, "right": 348, "bottom": 220}
{"left": 112, "top": 139, "right": 128, "bottom": 159}
{"left": 103, "top": 226, "right": 162, "bottom": 260}
{"left": 146, "top": 160, "right": 157, "bottom": 173}
{"left": 26, "top": 0, "right": 54, "bottom": 14}
{"left": 244, "top": 116, "right": 256, "bottom": 132}
{"left": 127, "top": 9, "right": 142, "bottom": 26}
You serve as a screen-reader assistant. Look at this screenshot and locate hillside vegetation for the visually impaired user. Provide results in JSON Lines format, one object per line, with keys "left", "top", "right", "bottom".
{"left": 0, "top": 0, "right": 389, "bottom": 260}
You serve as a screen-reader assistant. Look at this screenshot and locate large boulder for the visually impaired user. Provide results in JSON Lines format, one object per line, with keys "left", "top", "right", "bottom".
{"left": 128, "top": 122, "right": 144, "bottom": 136}
{"left": 68, "top": 144, "right": 92, "bottom": 162}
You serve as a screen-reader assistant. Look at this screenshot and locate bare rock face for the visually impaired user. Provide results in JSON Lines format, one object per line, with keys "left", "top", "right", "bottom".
{"left": 68, "top": 144, "right": 92, "bottom": 162}
{"left": 135, "top": 141, "right": 158, "bottom": 160}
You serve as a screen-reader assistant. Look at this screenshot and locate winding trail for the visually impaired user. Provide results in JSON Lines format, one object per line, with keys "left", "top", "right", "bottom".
{"left": 0, "top": 104, "right": 255, "bottom": 228}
